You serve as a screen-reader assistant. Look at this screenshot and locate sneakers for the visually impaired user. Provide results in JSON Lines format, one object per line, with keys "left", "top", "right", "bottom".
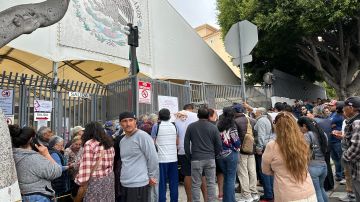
{"left": 237, "top": 196, "right": 253, "bottom": 202}
{"left": 339, "top": 179, "right": 346, "bottom": 185}
{"left": 252, "top": 194, "right": 260, "bottom": 201}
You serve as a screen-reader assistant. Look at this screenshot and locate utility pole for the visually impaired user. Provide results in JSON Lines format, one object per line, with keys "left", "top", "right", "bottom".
{"left": 125, "top": 23, "right": 139, "bottom": 115}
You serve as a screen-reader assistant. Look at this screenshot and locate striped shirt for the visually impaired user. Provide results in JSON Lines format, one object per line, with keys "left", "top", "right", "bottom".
{"left": 75, "top": 139, "right": 114, "bottom": 185}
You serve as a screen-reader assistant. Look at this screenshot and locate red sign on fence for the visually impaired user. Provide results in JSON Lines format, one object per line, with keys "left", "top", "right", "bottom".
{"left": 138, "top": 81, "right": 151, "bottom": 104}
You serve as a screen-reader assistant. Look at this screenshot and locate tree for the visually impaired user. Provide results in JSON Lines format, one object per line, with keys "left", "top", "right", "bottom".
{"left": 217, "top": 0, "right": 360, "bottom": 99}
{"left": 0, "top": 0, "right": 70, "bottom": 48}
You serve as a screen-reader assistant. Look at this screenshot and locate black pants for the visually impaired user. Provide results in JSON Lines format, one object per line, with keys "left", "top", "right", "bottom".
{"left": 121, "top": 185, "right": 150, "bottom": 202}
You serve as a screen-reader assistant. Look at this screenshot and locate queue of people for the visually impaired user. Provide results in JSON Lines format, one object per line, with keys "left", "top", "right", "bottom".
{"left": 6, "top": 96, "right": 360, "bottom": 202}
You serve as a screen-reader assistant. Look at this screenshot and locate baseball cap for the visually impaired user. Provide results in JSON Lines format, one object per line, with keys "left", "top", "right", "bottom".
{"left": 233, "top": 104, "right": 246, "bottom": 113}
{"left": 119, "top": 111, "right": 136, "bottom": 122}
{"left": 104, "top": 121, "right": 113, "bottom": 128}
{"left": 328, "top": 100, "right": 337, "bottom": 106}
{"left": 344, "top": 97, "right": 360, "bottom": 109}
{"left": 71, "top": 126, "right": 85, "bottom": 136}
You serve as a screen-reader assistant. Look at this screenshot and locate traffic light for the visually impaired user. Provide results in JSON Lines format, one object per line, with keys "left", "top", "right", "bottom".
{"left": 124, "top": 23, "right": 139, "bottom": 47}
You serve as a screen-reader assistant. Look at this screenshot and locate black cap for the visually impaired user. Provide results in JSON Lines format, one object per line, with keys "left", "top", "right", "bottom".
{"left": 119, "top": 112, "right": 136, "bottom": 121}
{"left": 344, "top": 96, "right": 360, "bottom": 109}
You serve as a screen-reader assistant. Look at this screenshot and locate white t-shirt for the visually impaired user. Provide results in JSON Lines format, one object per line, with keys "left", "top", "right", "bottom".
{"left": 156, "top": 121, "right": 178, "bottom": 163}
{"left": 174, "top": 111, "right": 198, "bottom": 155}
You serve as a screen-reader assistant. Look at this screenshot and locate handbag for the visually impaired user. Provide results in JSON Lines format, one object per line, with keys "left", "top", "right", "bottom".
{"left": 73, "top": 151, "right": 104, "bottom": 202}
{"left": 241, "top": 117, "right": 255, "bottom": 154}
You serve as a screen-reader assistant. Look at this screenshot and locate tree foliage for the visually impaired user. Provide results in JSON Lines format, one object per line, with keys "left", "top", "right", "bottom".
{"left": 217, "top": 0, "right": 360, "bottom": 99}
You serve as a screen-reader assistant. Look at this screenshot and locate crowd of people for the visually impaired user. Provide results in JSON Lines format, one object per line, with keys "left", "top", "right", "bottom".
{"left": 7, "top": 96, "right": 360, "bottom": 202}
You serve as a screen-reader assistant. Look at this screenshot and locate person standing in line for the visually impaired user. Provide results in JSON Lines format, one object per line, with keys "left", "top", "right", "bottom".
{"left": 75, "top": 122, "right": 115, "bottom": 202}
{"left": 342, "top": 97, "right": 360, "bottom": 200}
{"left": 208, "top": 108, "right": 224, "bottom": 200}
{"left": 48, "top": 136, "right": 71, "bottom": 201}
{"left": 233, "top": 104, "right": 259, "bottom": 202}
{"left": 262, "top": 112, "right": 316, "bottom": 201}
{"left": 216, "top": 107, "right": 240, "bottom": 202}
{"left": 184, "top": 107, "right": 222, "bottom": 202}
{"left": 151, "top": 108, "right": 179, "bottom": 202}
{"left": 298, "top": 117, "right": 329, "bottom": 202}
{"left": 175, "top": 104, "right": 208, "bottom": 202}
{"left": 10, "top": 125, "right": 62, "bottom": 202}
{"left": 253, "top": 107, "right": 274, "bottom": 202}
{"left": 37, "top": 126, "right": 53, "bottom": 148}
{"left": 119, "top": 112, "right": 159, "bottom": 202}
{"left": 328, "top": 100, "right": 345, "bottom": 182}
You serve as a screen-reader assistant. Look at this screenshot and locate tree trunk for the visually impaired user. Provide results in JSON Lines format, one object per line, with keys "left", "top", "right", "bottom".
{"left": 0, "top": 0, "right": 70, "bottom": 48}
{"left": 297, "top": 18, "right": 360, "bottom": 99}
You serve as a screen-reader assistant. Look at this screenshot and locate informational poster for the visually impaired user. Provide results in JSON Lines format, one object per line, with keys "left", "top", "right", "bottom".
{"left": 158, "top": 96, "right": 179, "bottom": 121}
{"left": 0, "top": 89, "right": 13, "bottom": 115}
{"left": 34, "top": 100, "right": 53, "bottom": 112}
{"left": 138, "top": 81, "right": 152, "bottom": 104}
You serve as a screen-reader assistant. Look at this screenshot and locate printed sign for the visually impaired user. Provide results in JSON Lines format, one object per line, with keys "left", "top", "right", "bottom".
{"left": 69, "top": 92, "right": 91, "bottom": 99}
{"left": 5, "top": 115, "right": 14, "bottom": 125}
{"left": 138, "top": 81, "right": 152, "bottom": 104}
{"left": 34, "top": 113, "right": 51, "bottom": 122}
{"left": 158, "top": 96, "right": 179, "bottom": 121}
{"left": 0, "top": 89, "right": 13, "bottom": 115}
{"left": 34, "top": 100, "right": 53, "bottom": 112}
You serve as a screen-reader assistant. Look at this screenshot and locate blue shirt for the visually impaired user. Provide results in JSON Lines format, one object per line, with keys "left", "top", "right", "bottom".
{"left": 329, "top": 112, "right": 344, "bottom": 143}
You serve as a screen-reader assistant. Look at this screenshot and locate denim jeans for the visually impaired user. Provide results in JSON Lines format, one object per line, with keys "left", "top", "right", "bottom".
{"left": 218, "top": 151, "right": 238, "bottom": 202}
{"left": 191, "top": 159, "right": 216, "bottom": 202}
{"left": 308, "top": 163, "right": 328, "bottom": 202}
{"left": 257, "top": 154, "right": 274, "bottom": 199}
{"left": 22, "top": 194, "right": 51, "bottom": 202}
{"left": 330, "top": 141, "right": 343, "bottom": 179}
{"left": 159, "top": 162, "right": 178, "bottom": 202}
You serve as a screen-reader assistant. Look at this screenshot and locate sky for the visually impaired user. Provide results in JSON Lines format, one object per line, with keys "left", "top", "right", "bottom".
{"left": 167, "top": 0, "right": 219, "bottom": 29}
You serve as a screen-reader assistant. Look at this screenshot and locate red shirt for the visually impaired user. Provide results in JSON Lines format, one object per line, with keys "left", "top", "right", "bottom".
{"left": 75, "top": 139, "right": 114, "bottom": 185}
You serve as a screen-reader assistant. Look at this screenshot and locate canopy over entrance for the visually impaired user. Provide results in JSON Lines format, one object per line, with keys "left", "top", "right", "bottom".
{"left": 1, "top": 0, "right": 239, "bottom": 85}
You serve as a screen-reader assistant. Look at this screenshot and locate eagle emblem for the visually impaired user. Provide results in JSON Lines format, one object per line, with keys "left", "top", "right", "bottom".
{"left": 73, "top": 0, "right": 142, "bottom": 47}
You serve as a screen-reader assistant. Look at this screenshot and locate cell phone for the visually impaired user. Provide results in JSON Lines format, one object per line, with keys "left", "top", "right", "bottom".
{"left": 30, "top": 137, "right": 40, "bottom": 152}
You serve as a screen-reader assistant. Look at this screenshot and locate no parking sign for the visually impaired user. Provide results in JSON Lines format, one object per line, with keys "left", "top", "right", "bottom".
{"left": 138, "top": 81, "right": 151, "bottom": 104}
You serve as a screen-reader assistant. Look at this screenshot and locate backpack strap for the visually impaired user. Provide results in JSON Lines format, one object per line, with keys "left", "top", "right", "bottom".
{"left": 155, "top": 121, "right": 161, "bottom": 137}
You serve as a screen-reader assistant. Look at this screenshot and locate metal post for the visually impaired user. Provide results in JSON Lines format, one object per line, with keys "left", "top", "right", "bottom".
{"left": 19, "top": 78, "right": 27, "bottom": 127}
{"left": 238, "top": 23, "right": 247, "bottom": 102}
{"left": 51, "top": 62, "right": 59, "bottom": 135}
{"left": 130, "top": 46, "right": 138, "bottom": 115}
{"left": 127, "top": 23, "right": 139, "bottom": 116}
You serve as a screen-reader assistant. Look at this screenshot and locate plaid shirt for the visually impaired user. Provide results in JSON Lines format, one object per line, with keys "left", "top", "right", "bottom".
{"left": 75, "top": 139, "right": 115, "bottom": 185}
{"left": 343, "top": 114, "right": 360, "bottom": 181}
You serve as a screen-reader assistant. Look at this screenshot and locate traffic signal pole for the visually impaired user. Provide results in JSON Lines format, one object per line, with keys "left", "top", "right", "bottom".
{"left": 126, "top": 23, "right": 139, "bottom": 115}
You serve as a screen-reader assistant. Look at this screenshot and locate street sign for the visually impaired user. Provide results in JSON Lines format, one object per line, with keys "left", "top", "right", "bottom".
{"left": 138, "top": 81, "right": 151, "bottom": 104}
{"left": 34, "top": 113, "right": 51, "bottom": 121}
{"left": 224, "top": 20, "right": 258, "bottom": 61}
{"left": 69, "top": 92, "right": 91, "bottom": 99}
{"left": 0, "top": 89, "right": 13, "bottom": 115}
{"left": 5, "top": 115, "right": 14, "bottom": 125}
{"left": 232, "top": 55, "right": 253, "bottom": 66}
{"left": 34, "top": 100, "right": 53, "bottom": 112}
{"left": 224, "top": 20, "right": 258, "bottom": 102}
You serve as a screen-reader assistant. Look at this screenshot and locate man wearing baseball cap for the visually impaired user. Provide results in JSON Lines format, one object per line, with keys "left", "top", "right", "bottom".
{"left": 118, "top": 111, "right": 159, "bottom": 202}
{"left": 342, "top": 96, "right": 360, "bottom": 200}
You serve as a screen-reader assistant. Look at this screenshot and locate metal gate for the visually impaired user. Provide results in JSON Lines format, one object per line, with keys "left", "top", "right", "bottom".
{"left": 0, "top": 71, "right": 106, "bottom": 140}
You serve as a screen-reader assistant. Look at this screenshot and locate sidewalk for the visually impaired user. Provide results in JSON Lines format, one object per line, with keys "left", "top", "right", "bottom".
{"left": 172, "top": 181, "right": 347, "bottom": 202}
